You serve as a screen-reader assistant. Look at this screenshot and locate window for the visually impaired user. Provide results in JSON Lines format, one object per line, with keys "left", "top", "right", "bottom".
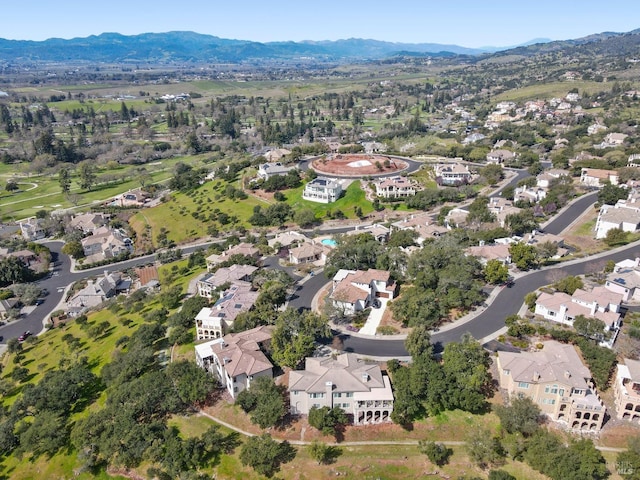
{"left": 518, "top": 382, "right": 530, "bottom": 389}
{"left": 333, "top": 393, "right": 342, "bottom": 398}
{"left": 544, "top": 384, "right": 559, "bottom": 394}
{"left": 309, "top": 393, "right": 324, "bottom": 399}
{"left": 503, "top": 369, "right": 510, "bottom": 376}
{"left": 313, "top": 403, "right": 321, "bottom": 408}
{"left": 559, "top": 388, "right": 565, "bottom": 396}
{"left": 292, "top": 390, "right": 299, "bottom": 396}
{"left": 542, "top": 398, "right": 556, "bottom": 405}
{"left": 345, "top": 392, "right": 353, "bottom": 398}
{"left": 341, "top": 403, "right": 350, "bottom": 408}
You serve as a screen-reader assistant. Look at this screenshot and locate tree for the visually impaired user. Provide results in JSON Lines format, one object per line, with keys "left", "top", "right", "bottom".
{"left": 236, "top": 377, "right": 285, "bottom": 429}
{"left": 504, "top": 210, "right": 538, "bottom": 236}
{"left": 598, "top": 183, "right": 628, "bottom": 205}
{"left": 166, "top": 360, "right": 217, "bottom": 405}
{"left": 294, "top": 208, "right": 317, "bottom": 228}
{"left": 0, "top": 256, "right": 31, "bottom": 286}
{"left": 239, "top": 433, "right": 296, "bottom": 478}
{"left": 308, "top": 440, "right": 341, "bottom": 465}
{"left": 616, "top": 435, "right": 640, "bottom": 480}
{"left": 465, "top": 426, "right": 505, "bottom": 469}
{"left": 484, "top": 259, "right": 509, "bottom": 284}
{"left": 387, "top": 229, "right": 418, "bottom": 248}
{"left": 509, "top": 242, "right": 538, "bottom": 270}
{"left": 419, "top": 440, "right": 452, "bottom": 466}
{"left": 488, "top": 471, "right": 516, "bottom": 480}
{"left": 481, "top": 164, "right": 505, "bottom": 186}
{"left": 271, "top": 308, "right": 330, "bottom": 368}
{"left": 405, "top": 324, "right": 432, "bottom": 358}
{"left": 59, "top": 166, "right": 71, "bottom": 194}
{"left": 308, "top": 406, "right": 348, "bottom": 436}
{"left": 5, "top": 179, "right": 18, "bottom": 192}
{"left": 552, "top": 275, "right": 584, "bottom": 295}
{"left": 78, "top": 162, "right": 97, "bottom": 191}
{"left": 324, "top": 234, "right": 383, "bottom": 279}
{"left": 604, "top": 227, "right": 629, "bottom": 247}
{"left": 573, "top": 315, "right": 607, "bottom": 341}
{"left": 61, "top": 240, "right": 85, "bottom": 259}
{"left": 493, "top": 396, "right": 541, "bottom": 436}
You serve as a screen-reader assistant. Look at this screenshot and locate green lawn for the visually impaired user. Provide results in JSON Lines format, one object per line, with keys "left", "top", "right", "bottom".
{"left": 0, "top": 154, "right": 207, "bottom": 221}
{"left": 286, "top": 180, "right": 374, "bottom": 220}
{"left": 493, "top": 80, "right": 611, "bottom": 103}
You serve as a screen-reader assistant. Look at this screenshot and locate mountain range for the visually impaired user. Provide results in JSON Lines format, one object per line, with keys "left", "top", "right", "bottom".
{"left": 0, "top": 29, "right": 637, "bottom": 64}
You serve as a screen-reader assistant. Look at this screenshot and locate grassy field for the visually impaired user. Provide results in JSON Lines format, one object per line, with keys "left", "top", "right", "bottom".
{"left": 493, "top": 81, "right": 611, "bottom": 103}
{"left": 286, "top": 180, "right": 374, "bottom": 219}
{"left": 0, "top": 154, "right": 206, "bottom": 221}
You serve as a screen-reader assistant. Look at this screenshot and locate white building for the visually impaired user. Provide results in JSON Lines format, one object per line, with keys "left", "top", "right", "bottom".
{"left": 195, "top": 326, "right": 273, "bottom": 399}
{"left": 288, "top": 353, "right": 394, "bottom": 425}
{"left": 302, "top": 177, "right": 343, "bottom": 203}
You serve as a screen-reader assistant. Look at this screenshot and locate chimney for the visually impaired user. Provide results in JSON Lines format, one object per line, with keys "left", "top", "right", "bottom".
{"left": 326, "top": 381, "right": 333, "bottom": 407}
{"left": 362, "top": 373, "right": 369, "bottom": 383}
{"left": 223, "top": 357, "right": 231, "bottom": 364}
{"left": 532, "top": 371, "right": 540, "bottom": 382}
{"left": 564, "top": 370, "right": 571, "bottom": 379}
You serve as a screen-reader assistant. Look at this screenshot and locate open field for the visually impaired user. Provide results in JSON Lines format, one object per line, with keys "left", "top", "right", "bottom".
{"left": 493, "top": 81, "right": 614, "bottom": 103}
{"left": 0, "top": 154, "right": 206, "bottom": 221}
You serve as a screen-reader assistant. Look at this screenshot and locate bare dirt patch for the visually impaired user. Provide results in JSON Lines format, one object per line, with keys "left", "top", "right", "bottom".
{"left": 311, "top": 153, "right": 408, "bottom": 177}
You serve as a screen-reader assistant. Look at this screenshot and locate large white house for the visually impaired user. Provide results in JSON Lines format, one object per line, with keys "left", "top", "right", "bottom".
{"left": 330, "top": 269, "right": 395, "bottom": 315}
{"left": 195, "top": 281, "right": 259, "bottom": 339}
{"left": 497, "top": 341, "right": 606, "bottom": 431}
{"left": 195, "top": 326, "right": 273, "bottom": 399}
{"left": 595, "top": 203, "right": 640, "bottom": 239}
{"left": 257, "top": 162, "right": 295, "bottom": 180}
{"left": 302, "top": 177, "right": 343, "bottom": 203}
{"left": 288, "top": 353, "right": 394, "bottom": 425}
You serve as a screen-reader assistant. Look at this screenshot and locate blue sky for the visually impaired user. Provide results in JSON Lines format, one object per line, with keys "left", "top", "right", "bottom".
{"left": 4, "top": 0, "right": 639, "bottom": 48}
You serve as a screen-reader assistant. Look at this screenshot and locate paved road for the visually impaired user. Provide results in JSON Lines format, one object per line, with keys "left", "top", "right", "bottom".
{"left": 543, "top": 191, "right": 598, "bottom": 235}
{"left": 330, "top": 240, "right": 640, "bottom": 357}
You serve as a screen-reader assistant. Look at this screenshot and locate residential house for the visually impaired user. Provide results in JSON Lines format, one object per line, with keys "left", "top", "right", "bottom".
{"left": 263, "top": 148, "right": 291, "bottom": 162}
{"left": 466, "top": 243, "right": 512, "bottom": 265}
{"left": 0, "top": 298, "right": 19, "bottom": 320}
{"left": 488, "top": 197, "right": 522, "bottom": 228}
{"left": 268, "top": 231, "right": 310, "bottom": 251}
{"left": 587, "top": 123, "right": 607, "bottom": 135}
{"left": 80, "top": 226, "right": 133, "bottom": 260}
{"left": 116, "top": 189, "right": 150, "bottom": 207}
{"left": 391, "top": 212, "right": 447, "bottom": 245}
{"left": 604, "top": 132, "right": 628, "bottom": 146}
{"left": 302, "top": 177, "right": 343, "bottom": 203}
{"left": 288, "top": 242, "right": 329, "bottom": 265}
{"left": 195, "top": 281, "right": 259, "bottom": 340}
{"left": 497, "top": 340, "right": 606, "bottom": 431}
{"left": 196, "top": 265, "right": 258, "bottom": 299}
{"left": 19, "top": 217, "right": 46, "bottom": 241}
{"left": 346, "top": 224, "right": 390, "bottom": 243}
{"left": 595, "top": 203, "right": 640, "bottom": 239}
{"left": 257, "top": 162, "right": 295, "bottom": 180}
{"left": 486, "top": 149, "right": 516, "bottom": 164}
{"left": 514, "top": 186, "right": 547, "bottom": 204}
{"left": 374, "top": 176, "right": 416, "bottom": 198}
{"left": 0, "top": 248, "right": 38, "bottom": 267}
{"left": 628, "top": 153, "right": 640, "bottom": 168}
{"left": 68, "top": 212, "right": 109, "bottom": 234}
{"left": 536, "top": 169, "right": 570, "bottom": 189}
{"left": 605, "top": 259, "right": 640, "bottom": 302}
{"left": 206, "top": 243, "right": 261, "bottom": 271}
{"left": 534, "top": 286, "right": 622, "bottom": 346}
{"left": 195, "top": 326, "right": 273, "bottom": 399}
{"left": 614, "top": 359, "right": 640, "bottom": 423}
{"left": 330, "top": 269, "right": 395, "bottom": 315}
{"left": 580, "top": 168, "right": 619, "bottom": 187}
{"left": 434, "top": 163, "right": 472, "bottom": 186}
{"left": 444, "top": 207, "right": 469, "bottom": 229}
{"left": 362, "top": 141, "right": 387, "bottom": 154}
{"left": 288, "top": 353, "right": 394, "bottom": 425}
{"left": 66, "top": 271, "right": 129, "bottom": 316}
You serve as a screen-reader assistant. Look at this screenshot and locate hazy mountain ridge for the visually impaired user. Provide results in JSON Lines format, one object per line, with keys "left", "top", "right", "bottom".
{"left": 0, "top": 29, "right": 638, "bottom": 65}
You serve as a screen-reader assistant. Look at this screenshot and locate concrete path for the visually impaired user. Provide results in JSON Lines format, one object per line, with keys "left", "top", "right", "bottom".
{"left": 359, "top": 298, "right": 388, "bottom": 335}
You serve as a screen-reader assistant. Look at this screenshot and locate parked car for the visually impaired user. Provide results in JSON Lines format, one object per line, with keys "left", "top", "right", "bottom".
{"left": 18, "top": 331, "right": 31, "bottom": 342}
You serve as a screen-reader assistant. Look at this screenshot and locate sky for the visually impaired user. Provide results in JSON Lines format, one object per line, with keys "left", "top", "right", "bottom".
{"left": 3, "top": 0, "right": 639, "bottom": 48}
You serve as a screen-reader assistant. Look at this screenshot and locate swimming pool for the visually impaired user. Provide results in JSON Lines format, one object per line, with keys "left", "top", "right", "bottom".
{"left": 321, "top": 238, "right": 337, "bottom": 247}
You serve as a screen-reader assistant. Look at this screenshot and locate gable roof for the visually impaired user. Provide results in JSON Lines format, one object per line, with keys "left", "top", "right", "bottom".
{"left": 210, "top": 326, "right": 273, "bottom": 377}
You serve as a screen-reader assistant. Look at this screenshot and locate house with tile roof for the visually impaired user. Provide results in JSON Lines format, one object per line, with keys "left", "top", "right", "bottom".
{"left": 497, "top": 340, "right": 606, "bottom": 431}
{"left": 195, "top": 281, "right": 259, "bottom": 340}
{"left": 288, "top": 353, "right": 394, "bottom": 424}
{"left": 595, "top": 203, "right": 640, "bottom": 239}
{"left": 614, "top": 358, "right": 640, "bottom": 423}
{"left": 580, "top": 168, "right": 619, "bottom": 187}
{"left": 288, "top": 242, "right": 329, "bottom": 265}
{"left": 206, "top": 243, "right": 261, "bottom": 271}
{"left": 534, "top": 286, "right": 622, "bottom": 347}
{"left": 374, "top": 176, "right": 416, "bottom": 198}
{"left": 330, "top": 269, "right": 395, "bottom": 315}
{"left": 434, "top": 163, "right": 472, "bottom": 186}
{"left": 196, "top": 264, "right": 258, "bottom": 299}
{"left": 195, "top": 326, "right": 273, "bottom": 399}
{"left": 604, "top": 258, "right": 640, "bottom": 302}
{"left": 257, "top": 162, "right": 296, "bottom": 180}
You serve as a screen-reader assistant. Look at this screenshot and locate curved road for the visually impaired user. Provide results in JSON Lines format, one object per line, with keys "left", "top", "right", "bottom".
{"left": 0, "top": 181, "right": 602, "bottom": 356}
